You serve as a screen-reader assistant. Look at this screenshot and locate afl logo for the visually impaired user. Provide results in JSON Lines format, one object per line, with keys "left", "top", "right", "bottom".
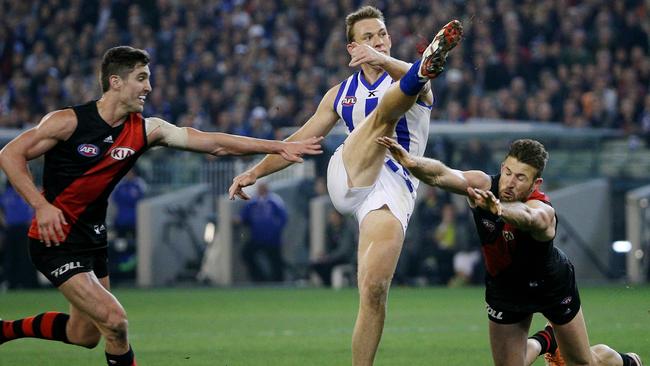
{"left": 77, "top": 144, "right": 99, "bottom": 157}
{"left": 110, "top": 147, "right": 135, "bottom": 160}
{"left": 341, "top": 96, "right": 357, "bottom": 106}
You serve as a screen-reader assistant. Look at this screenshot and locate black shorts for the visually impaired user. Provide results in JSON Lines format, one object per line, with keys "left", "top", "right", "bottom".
{"left": 485, "top": 284, "right": 581, "bottom": 325}
{"left": 29, "top": 238, "right": 109, "bottom": 287}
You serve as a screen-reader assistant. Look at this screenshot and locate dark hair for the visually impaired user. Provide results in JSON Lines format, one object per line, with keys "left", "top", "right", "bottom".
{"left": 506, "top": 139, "right": 549, "bottom": 178}
{"left": 100, "top": 46, "right": 150, "bottom": 92}
{"left": 345, "top": 6, "right": 385, "bottom": 43}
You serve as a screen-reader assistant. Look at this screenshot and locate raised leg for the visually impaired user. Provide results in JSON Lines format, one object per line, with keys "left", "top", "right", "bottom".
{"left": 342, "top": 20, "right": 463, "bottom": 189}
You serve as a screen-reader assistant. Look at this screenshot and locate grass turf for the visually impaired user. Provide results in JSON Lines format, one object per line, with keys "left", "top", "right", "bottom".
{"left": 1, "top": 285, "right": 648, "bottom": 365}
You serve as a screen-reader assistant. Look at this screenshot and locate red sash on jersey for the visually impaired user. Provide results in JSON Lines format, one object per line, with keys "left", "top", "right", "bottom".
{"left": 28, "top": 113, "right": 145, "bottom": 241}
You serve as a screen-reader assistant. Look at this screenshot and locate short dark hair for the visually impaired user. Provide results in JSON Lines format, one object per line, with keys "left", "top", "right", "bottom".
{"left": 506, "top": 139, "right": 549, "bottom": 178}
{"left": 100, "top": 46, "right": 150, "bottom": 92}
{"left": 345, "top": 6, "right": 385, "bottom": 43}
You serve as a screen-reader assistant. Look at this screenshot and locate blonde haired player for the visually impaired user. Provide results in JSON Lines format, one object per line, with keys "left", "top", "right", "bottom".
{"left": 229, "top": 6, "right": 463, "bottom": 365}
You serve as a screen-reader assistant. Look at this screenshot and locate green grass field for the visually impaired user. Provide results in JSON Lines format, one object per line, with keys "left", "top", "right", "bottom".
{"left": 1, "top": 285, "right": 648, "bottom": 365}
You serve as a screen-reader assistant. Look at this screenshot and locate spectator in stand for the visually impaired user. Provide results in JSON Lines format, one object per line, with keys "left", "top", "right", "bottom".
{"left": 111, "top": 168, "right": 147, "bottom": 240}
{"left": 1, "top": 1, "right": 647, "bottom": 136}
{"left": 110, "top": 169, "right": 146, "bottom": 282}
{"left": 310, "top": 209, "right": 355, "bottom": 287}
{"left": 405, "top": 186, "right": 446, "bottom": 284}
{"left": 246, "top": 106, "right": 274, "bottom": 140}
{"left": 239, "top": 182, "right": 288, "bottom": 282}
{"left": 0, "top": 182, "right": 38, "bottom": 289}
{"left": 431, "top": 203, "right": 460, "bottom": 285}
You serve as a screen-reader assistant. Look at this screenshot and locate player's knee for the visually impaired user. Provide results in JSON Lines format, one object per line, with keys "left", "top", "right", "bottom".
{"left": 591, "top": 344, "right": 610, "bottom": 354}
{"left": 102, "top": 309, "right": 129, "bottom": 343}
{"left": 360, "top": 278, "right": 390, "bottom": 309}
{"left": 105, "top": 319, "right": 129, "bottom": 343}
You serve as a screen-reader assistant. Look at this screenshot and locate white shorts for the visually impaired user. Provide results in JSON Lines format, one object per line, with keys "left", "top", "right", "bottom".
{"left": 326, "top": 145, "right": 417, "bottom": 234}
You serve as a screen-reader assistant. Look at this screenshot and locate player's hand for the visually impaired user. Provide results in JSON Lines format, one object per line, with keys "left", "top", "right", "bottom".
{"left": 34, "top": 202, "right": 68, "bottom": 246}
{"left": 348, "top": 42, "right": 388, "bottom": 67}
{"left": 229, "top": 170, "right": 257, "bottom": 200}
{"left": 376, "top": 136, "right": 416, "bottom": 168}
{"left": 467, "top": 187, "right": 502, "bottom": 216}
{"left": 278, "top": 136, "right": 323, "bottom": 163}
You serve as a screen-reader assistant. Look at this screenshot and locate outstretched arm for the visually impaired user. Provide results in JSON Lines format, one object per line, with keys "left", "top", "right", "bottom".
{"left": 146, "top": 117, "right": 323, "bottom": 163}
{"left": 376, "top": 136, "right": 490, "bottom": 195}
{"left": 0, "top": 109, "right": 77, "bottom": 246}
{"left": 467, "top": 188, "right": 556, "bottom": 241}
{"left": 228, "top": 85, "right": 341, "bottom": 200}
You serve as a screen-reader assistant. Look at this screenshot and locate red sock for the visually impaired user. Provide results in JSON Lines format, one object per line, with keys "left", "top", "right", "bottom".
{"left": 0, "top": 312, "right": 69, "bottom": 344}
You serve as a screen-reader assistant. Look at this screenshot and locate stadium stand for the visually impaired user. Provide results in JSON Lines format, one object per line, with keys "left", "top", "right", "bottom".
{"left": 0, "top": 1, "right": 647, "bottom": 134}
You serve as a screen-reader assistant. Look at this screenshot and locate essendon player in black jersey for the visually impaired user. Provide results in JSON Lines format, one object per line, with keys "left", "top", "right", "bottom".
{"left": 0, "top": 46, "right": 322, "bottom": 366}
{"left": 377, "top": 137, "right": 642, "bottom": 366}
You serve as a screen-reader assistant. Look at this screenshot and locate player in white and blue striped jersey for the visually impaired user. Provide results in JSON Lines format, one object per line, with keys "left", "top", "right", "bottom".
{"left": 230, "top": 6, "right": 462, "bottom": 365}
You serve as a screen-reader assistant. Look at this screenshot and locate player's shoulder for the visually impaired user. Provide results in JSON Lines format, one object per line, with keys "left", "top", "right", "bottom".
{"left": 43, "top": 108, "right": 77, "bottom": 123}
{"left": 321, "top": 82, "right": 346, "bottom": 105}
{"left": 525, "top": 195, "right": 555, "bottom": 215}
{"left": 330, "top": 80, "right": 347, "bottom": 93}
{"left": 18, "top": 108, "right": 78, "bottom": 143}
{"left": 333, "top": 72, "right": 359, "bottom": 90}
{"left": 38, "top": 108, "right": 78, "bottom": 133}
{"left": 326, "top": 72, "right": 361, "bottom": 97}
{"left": 527, "top": 189, "right": 552, "bottom": 206}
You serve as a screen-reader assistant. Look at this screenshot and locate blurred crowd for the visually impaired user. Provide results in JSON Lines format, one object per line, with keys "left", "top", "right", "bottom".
{"left": 2, "top": 0, "right": 648, "bottom": 288}
{"left": 0, "top": 0, "right": 648, "bottom": 138}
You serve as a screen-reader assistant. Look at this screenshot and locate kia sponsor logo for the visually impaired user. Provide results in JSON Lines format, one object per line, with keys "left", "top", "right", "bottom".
{"left": 110, "top": 147, "right": 135, "bottom": 160}
{"left": 77, "top": 144, "right": 99, "bottom": 157}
